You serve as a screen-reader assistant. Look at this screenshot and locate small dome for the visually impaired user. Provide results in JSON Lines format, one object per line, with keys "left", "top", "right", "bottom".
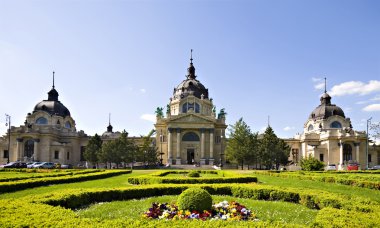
{"left": 33, "top": 87, "right": 71, "bottom": 117}
{"left": 309, "top": 93, "right": 345, "bottom": 119}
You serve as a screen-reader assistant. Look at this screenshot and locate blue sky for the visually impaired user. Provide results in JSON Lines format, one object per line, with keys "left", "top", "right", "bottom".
{"left": 0, "top": 0, "right": 379, "bottom": 139}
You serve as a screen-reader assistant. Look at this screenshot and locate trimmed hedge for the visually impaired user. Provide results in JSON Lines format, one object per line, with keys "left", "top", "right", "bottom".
{"left": 128, "top": 170, "right": 257, "bottom": 185}
{"left": 253, "top": 171, "right": 380, "bottom": 190}
{"left": 1, "top": 182, "right": 379, "bottom": 227}
{"left": 0, "top": 170, "right": 131, "bottom": 193}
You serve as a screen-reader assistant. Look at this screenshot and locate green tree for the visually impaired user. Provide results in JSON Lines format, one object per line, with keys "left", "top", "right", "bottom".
{"left": 139, "top": 130, "right": 159, "bottom": 166}
{"left": 300, "top": 155, "right": 325, "bottom": 171}
{"left": 226, "top": 118, "right": 258, "bottom": 169}
{"left": 83, "top": 134, "right": 102, "bottom": 168}
{"left": 259, "top": 126, "right": 290, "bottom": 170}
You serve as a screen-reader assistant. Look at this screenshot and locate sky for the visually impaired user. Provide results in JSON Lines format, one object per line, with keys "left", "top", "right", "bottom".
{"left": 0, "top": 0, "right": 379, "bottom": 140}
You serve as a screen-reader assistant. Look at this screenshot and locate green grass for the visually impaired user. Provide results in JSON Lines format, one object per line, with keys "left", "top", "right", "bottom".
{"left": 164, "top": 173, "right": 220, "bottom": 178}
{"left": 76, "top": 195, "right": 318, "bottom": 225}
{"left": 0, "top": 170, "right": 152, "bottom": 199}
{"left": 253, "top": 173, "right": 380, "bottom": 202}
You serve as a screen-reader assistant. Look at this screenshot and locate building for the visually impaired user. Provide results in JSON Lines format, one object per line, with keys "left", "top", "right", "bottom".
{"left": 0, "top": 74, "right": 88, "bottom": 165}
{"left": 285, "top": 83, "right": 376, "bottom": 170}
{"left": 154, "top": 52, "right": 227, "bottom": 166}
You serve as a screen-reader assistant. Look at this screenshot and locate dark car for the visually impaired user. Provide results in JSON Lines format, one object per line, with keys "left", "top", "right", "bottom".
{"left": 3, "top": 162, "right": 27, "bottom": 168}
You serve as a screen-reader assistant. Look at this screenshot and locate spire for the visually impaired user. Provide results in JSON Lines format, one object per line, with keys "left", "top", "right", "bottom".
{"left": 324, "top": 77, "right": 327, "bottom": 93}
{"left": 107, "top": 113, "right": 113, "bottom": 133}
{"left": 187, "top": 49, "right": 196, "bottom": 79}
{"left": 320, "top": 77, "right": 331, "bottom": 105}
{"left": 48, "top": 71, "right": 59, "bottom": 101}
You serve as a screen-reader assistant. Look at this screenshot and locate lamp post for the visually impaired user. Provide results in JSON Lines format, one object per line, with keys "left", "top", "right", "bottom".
{"left": 220, "top": 135, "right": 224, "bottom": 169}
{"left": 159, "top": 130, "right": 163, "bottom": 166}
{"left": 5, "top": 114, "right": 11, "bottom": 164}
{"left": 366, "top": 117, "right": 372, "bottom": 170}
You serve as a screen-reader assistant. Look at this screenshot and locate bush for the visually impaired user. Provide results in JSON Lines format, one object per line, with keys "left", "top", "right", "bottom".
{"left": 177, "top": 188, "right": 212, "bottom": 212}
{"left": 188, "top": 171, "right": 200, "bottom": 178}
{"left": 300, "top": 155, "right": 324, "bottom": 171}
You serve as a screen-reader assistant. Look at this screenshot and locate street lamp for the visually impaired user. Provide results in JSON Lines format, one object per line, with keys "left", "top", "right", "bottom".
{"left": 159, "top": 130, "right": 164, "bottom": 166}
{"left": 5, "top": 114, "right": 11, "bottom": 164}
{"left": 366, "top": 117, "right": 372, "bottom": 170}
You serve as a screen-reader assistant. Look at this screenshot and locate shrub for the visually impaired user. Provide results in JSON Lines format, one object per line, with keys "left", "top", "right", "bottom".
{"left": 177, "top": 188, "right": 212, "bottom": 212}
{"left": 300, "top": 155, "right": 324, "bottom": 171}
{"left": 188, "top": 171, "right": 200, "bottom": 178}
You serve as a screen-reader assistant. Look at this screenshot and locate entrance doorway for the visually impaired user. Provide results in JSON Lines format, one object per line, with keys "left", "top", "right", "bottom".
{"left": 24, "top": 139, "right": 34, "bottom": 159}
{"left": 187, "top": 149, "right": 194, "bottom": 164}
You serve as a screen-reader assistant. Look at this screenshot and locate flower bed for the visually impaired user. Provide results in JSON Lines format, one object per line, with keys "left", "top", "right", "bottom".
{"left": 144, "top": 200, "right": 257, "bottom": 221}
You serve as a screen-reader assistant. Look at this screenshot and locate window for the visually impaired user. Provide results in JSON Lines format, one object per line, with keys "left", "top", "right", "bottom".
{"left": 3, "top": 150, "right": 8, "bottom": 158}
{"left": 80, "top": 146, "right": 86, "bottom": 161}
{"left": 54, "top": 151, "right": 59, "bottom": 159}
{"left": 182, "top": 102, "right": 200, "bottom": 113}
{"left": 182, "top": 132, "right": 200, "bottom": 141}
{"left": 368, "top": 154, "right": 372, "bottom": 163}
{"left": 292, "top": 149, "right": 299, "bottom": 163}
{"left": 319, "top": 153, "right": 324, "bottom": 162}
{"left": 343, "top": 144, "right": 352, "bottom": 161}
{"left": 36, "top": 117, "right": 48, "bottom": 124}
{"left": 67, "top": 152, "right": 70, "bottom": 160}
{"left": 215, "top": 136, "right": 221, "bottom": 143}
{"left": 65, "top": 121, "right": 71, "bottom": 128}
{"left": 308, "top": 124, "right": 314, "bottom": 131}
{"left": 330, "top": 121, "right": 342, "bottom": 128}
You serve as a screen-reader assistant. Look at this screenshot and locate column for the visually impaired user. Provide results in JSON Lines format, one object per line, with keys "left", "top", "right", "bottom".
{"left": 33, "top": 139, "right": 40, "bottom": 161}
{"left": 354, "top": 142, "right": 360, "bottom": 163}
{"left": 16, "top": 138, "right": 23, "bottom": 161}
{"left": 339, "top": 141, "right": 344, "bottom": 170}
{"left": 209, "top": 129, "right": 214, "bottom": 165}
{"left": 200, "top": 128, "right": 206, "bottom": 165}
{"left": 167, "top": 128, "right": 173, "bottom": 164}
{"left": 176, "top": 128, "right": 181, "bottom": 165}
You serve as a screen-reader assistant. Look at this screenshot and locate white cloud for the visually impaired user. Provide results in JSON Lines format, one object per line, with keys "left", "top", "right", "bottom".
{"left": 312, "top": 77, "right": 322, "bottom": 82}
{"left": 329, "top": 80, "right": 380, "bottom": 97}
{"left": 314, "top": 82, "right": 325, "bottom": 90}
{"left": 283, "top": 126, "right": 295, "bottom": 131}
{"left": 363, "top": 104, "right": 380, "bottom": 112}
{"left": 371, "top": 95, "right": 380, "bottom": 101}
{"left": 356, "top": 100, "right": 369, "bottom": 105}
{"left": 140, "top": 114, "right": 156, "bottom": 122}
{"left": 140, "top": 89, "right": 146, "bottom": 93}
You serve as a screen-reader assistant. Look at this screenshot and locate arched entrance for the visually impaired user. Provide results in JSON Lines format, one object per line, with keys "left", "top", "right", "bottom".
{"left": 182, "top": 132, "right": 200, "bottom": 164}
{"left": 24, "top": 139, "right": 34, "bottom": 159}
{"left": 343, "top": 144, "right": 352, "bottom": 162}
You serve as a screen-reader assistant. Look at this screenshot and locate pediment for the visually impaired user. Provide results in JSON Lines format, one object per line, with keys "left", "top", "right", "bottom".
{"left": 169, "top": 114, "right": 214, "bottom": 124}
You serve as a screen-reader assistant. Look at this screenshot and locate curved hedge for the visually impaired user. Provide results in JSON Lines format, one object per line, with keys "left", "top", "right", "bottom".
{"left": 1, "top": 183, "right": 379, "bottom": 227}
{"left": 0, "top": 170, "right": 131, "bottom": 193}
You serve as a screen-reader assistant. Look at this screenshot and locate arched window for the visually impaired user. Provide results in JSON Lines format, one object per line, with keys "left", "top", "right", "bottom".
{"left": 343, "top": 144, "right": 352, "bottom": 161}
{"left": 330, "top": 121, "right": 342, "bottom": 128}
{"left": 65, "top": 121, "right": 71, "bottom": 129}
{"left": 24, "top": 139, "right": 34, "bottom": 158}
{"left": 182, "top": 102, "right": 200, "bottom": 113}
{"left": 36, "top": 117, "right": 48, "bottom": 125}
{"left": 308, "top": 124, "right": 314, "bottom": 131}
{"left": 182, "top": 132, "right": 200, "bottom": 141}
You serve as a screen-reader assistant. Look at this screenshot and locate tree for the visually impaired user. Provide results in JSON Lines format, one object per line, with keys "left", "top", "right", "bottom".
{"left": 300, "top": 155, "right": 324, "bottom": 171}
{"left": 226, "top": 118, "right": 258, "bottom": 169}
{"left": 139, "top": 129, "right": 159, "bottom": 166}
{"left": 83, "top": 134, "right": 102, "bottom": 168}
{"left": 259, "top": 126, "right": 290, "bottom": 170}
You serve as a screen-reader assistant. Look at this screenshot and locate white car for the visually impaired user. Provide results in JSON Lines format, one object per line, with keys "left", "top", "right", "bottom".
{"left": 27, "top": 162, "right": 42, "bottom": 168}
{"left": 33, "top": 162, "right": 55, "bottom": 169}
{"left": 325, "top": 164, "right": 337, "bottom": 171}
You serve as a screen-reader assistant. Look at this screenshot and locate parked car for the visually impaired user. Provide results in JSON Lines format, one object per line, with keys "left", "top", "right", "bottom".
{"left": 3, "top": 162, "right": 27, "bottom": 168}
{"left": 368, "top": 165, "right": 380, "bottom": 170}
{"left": 27, "top": 162, "right": 42, "bottom": 168}
{"left": 325, "top": 164, "right": 337, "bottom": 171}
{"left": 33, "top": 162, "right": 55, "bottom": 169}
{"left": 347, "top": 163, "right": 359, "bottom": 171}
{"left": 61, "top": 164, "right": 73, "bottom": 169}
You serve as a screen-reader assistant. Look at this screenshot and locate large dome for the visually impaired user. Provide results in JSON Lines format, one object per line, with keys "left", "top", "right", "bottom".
{"left": 309, "top": 92, "right": 345, "bottom": 120}
{"left": 172, "top": 55, "right": 209, "bottom": 100}
{"left": 33, "top": 87, "right": 71, "bottom": 117}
